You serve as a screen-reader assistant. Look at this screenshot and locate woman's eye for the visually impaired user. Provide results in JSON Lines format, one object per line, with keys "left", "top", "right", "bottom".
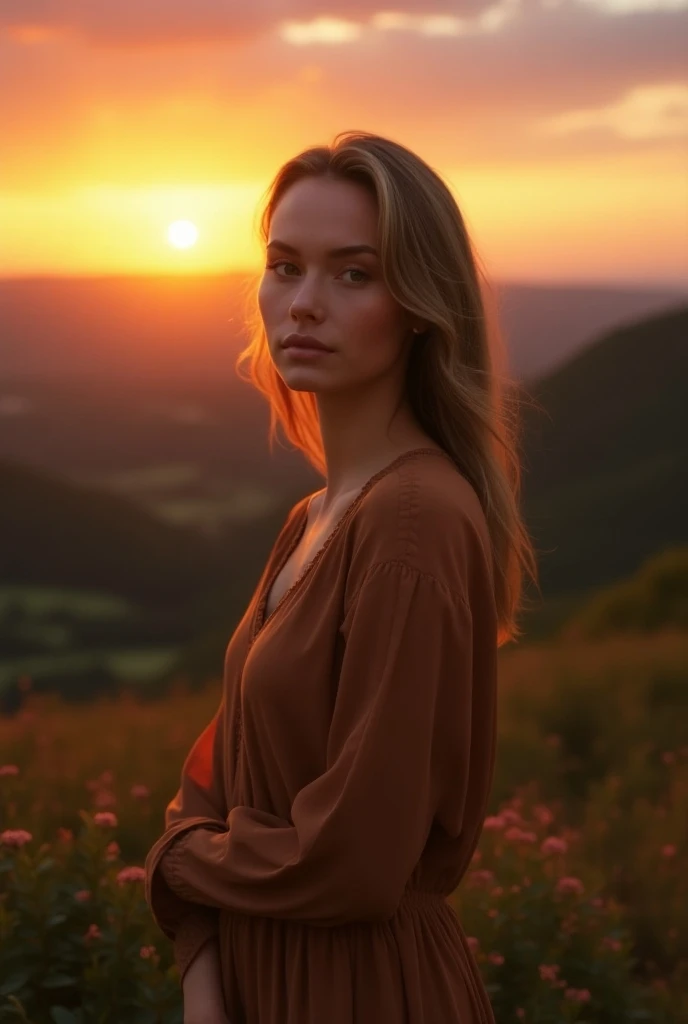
{"left": 265, "top": 261, "right": 368, "bottom": 284}
{"left": 342, "top": 268, "right": 369, "bottom": 284}
{"left": 265, "top": 260, "right": 298, "bottom": 276}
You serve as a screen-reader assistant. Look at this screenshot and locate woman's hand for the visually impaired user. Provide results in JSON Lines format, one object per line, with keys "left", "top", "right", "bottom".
{"left": 182, "top": 938, "right": 230, "bottom": 1024}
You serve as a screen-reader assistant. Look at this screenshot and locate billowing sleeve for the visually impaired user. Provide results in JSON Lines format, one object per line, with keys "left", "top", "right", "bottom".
{"left": 157, "top": 560, "right": 491, "bottom": 925}
{"left": 144, "top": 701, "right": 229, "bottom": 982}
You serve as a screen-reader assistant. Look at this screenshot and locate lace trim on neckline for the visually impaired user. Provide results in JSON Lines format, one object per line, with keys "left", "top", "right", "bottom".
{"left": 249, "top": 447, "right": 453, "bottom": 647}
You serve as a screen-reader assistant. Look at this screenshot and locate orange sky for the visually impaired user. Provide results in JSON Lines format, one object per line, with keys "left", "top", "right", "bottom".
{"left": 1, "top": 1, "right": 687, "bottom": 286}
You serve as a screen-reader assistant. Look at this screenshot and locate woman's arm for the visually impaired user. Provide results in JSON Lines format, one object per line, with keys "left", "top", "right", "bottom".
{"left": 181, "top": 936, "right": 229, "bottom": 1024}
{"left": 152, "top": 559, "right": 496, "bottom": 924}
{"left": 171, "top": 902, "right": 223, "bottom": 984}
{"left": 144, "top": 702, "right": 229, "bottom": 979}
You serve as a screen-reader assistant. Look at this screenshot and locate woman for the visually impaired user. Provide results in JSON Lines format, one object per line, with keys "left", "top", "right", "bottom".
{"left": 144, "top": 130, "right": 539, "bottom": 1024}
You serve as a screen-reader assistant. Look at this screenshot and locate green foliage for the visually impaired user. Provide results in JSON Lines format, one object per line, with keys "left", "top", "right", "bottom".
{"left": 562, "top": 547, "right": 688, "bottom": 639}
{"left": 0, "top": 813, "right": 182, "bottom": 1023}
{"left": 453, "top": 799, "right": 667, "bottom": 1024}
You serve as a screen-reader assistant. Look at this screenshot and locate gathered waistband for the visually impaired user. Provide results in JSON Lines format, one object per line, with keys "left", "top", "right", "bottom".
{"left": 399, "top": 888, "right": 449, "bottom": 910}
{"left": 219, "top": 889, "right": 453, "bottom": 935}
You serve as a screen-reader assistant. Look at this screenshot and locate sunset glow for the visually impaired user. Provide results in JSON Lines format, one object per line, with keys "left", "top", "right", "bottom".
{"left": 167, "top": 220, "right": 199, "bottom": 250}
{"left": 0, "top": 3, "right": 686, "bottom": 286}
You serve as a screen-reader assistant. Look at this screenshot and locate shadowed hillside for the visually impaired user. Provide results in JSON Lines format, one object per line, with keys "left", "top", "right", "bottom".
{"left": 0, "top": 459, "right": 224, "bottom": 606}
{"left": 2, "top": 302, "right": 686, "bottom": 697}
{"left": 522, "top": 303, "right": 688, "bottom": 600}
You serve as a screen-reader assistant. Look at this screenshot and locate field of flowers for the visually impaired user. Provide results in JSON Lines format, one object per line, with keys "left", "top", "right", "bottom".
{"left": 1, "top": 628, "right": 686, "bottom": 1023}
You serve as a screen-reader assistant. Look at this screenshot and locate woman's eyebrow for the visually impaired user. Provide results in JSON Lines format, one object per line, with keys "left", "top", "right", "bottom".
{"left": 266, "top": 240, "right": 378, "bottom": 258}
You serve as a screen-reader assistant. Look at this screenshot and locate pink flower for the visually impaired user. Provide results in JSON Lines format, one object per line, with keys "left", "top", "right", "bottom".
{"left": 490, "top": 886, "right": 504, "bottom": 897}
{"left": 117, "top": 866, "right": 146, "bottom": 885}
{"left": 100, "top": 770, "right": 114, "bottom": 785}
{"left": 487, "top": 952, "right": 504, "bottom": 965}
{"left": 131, "top": 784, "right": 150, "bottom": 800}
{"left": 556, "top": 876, "right": 585, "bottom": 895}
{"left": 533, "top": 804, "right": 554, "bottom": 827}
{"left": 94, "top": 790, "right": 117, "bottom": 809}
{"left": 564, "top": 988, "right": 591, "bottom": 1003}
{"left": 140, "top": 945, "right": 156, "bottom": 958}
{"left": 106, "top": 841, "right": 120, "bottom": 861}
{"left": 539, "top": 964, "right": 560, "bottom": 982}
{"left": 541, "top": 836, "right": 568, "bottom": 856}
{"left": 57, "top": 828, "right": 73, "bottom": 843}
{"left": 1, "top": 829, "right": 33, "bottom": 848}
{"left": 466, "top": 936, "right": 479, "bottom": 952}
{"left": 483, "top": 815, "right": 507, "bottom": 831}
{"left": 661, "top": 844, "right": 677, "bottom": 859}
{"left": 468, "top": 869, "right": 495, "bottom": 888}
{"left": 504, "top": 827, "right": 537, "bottom": 844}
{"left": 75, "top": 890, "right": 91, "bottom": 902}
{"left": 500, "top": 809, "right": 522, "bottom": 825}
{"left": 84, "top": 923, "right": 101, "bottom": 942}
{"left": 0, "top": 765, "right": 19, "bottom": 777}
{"left": 93, "top": 812, "right": 118, "bottom": 828}
{"left": 603, "top": 937, "right": 622, "bottom": 952}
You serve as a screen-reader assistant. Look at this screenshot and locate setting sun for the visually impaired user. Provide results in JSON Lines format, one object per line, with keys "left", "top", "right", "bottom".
{"left": 167, "top": 220, "right": 198, "bottom": 250}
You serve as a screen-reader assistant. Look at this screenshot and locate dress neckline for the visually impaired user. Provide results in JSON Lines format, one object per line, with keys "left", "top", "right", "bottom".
{"left": 249, "top": 446, "right": 454, "bottom": 646}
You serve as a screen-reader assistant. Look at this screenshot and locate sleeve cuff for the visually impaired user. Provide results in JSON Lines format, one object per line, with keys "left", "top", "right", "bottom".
{"left": 161, "top": 828, "right": 207, "bottom": 903}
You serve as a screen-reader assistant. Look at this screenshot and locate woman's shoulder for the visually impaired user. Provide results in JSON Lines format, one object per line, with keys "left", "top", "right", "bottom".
{"left": 348, "top": 453, "right": 493, "bottom": 598}
{"left": 360, "top": 450, "right": 487, "bottom": 538}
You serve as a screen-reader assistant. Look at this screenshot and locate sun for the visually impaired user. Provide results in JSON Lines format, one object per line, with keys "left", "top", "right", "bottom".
{"left": 167, "top": 220, "right": 199, "bottom": 249}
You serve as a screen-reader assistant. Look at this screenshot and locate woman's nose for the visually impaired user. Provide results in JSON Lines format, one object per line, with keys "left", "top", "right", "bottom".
{"left": 289, "top": 274, "right": 325, "bottom": 319}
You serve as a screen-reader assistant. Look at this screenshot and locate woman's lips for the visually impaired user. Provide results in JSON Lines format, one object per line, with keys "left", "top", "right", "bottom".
{"left": 284, "top": 345, "right": 332, "bottom": 358}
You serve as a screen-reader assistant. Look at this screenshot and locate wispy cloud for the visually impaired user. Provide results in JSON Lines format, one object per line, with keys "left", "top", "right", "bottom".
{"left": 1, "top": 1, "right": 478, "bottom": 48}
{"left": 0, "top": 0, "right": 686, "bottom": 189}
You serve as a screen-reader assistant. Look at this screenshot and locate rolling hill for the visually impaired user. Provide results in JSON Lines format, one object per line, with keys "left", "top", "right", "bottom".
{"left": 522, "top": 302, "right": 688, "bottom": 599}
{"left": 0, "top": 459, "right": 224, "bottom": 606}
{"left": 1, "top": 300, "right": 686, "bottom": 692}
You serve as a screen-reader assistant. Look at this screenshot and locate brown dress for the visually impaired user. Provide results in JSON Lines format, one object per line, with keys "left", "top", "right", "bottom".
{"left": 144, "top": 448, "right": 499, "bottom": 1024}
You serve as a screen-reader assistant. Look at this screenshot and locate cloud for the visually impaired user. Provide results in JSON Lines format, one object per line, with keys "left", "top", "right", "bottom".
{"left": 0, "top": 1, "right": 482, "bottom": 48}
{"left": 0, "top": 0, "right": 270, "bottom": 47}
{"left": 0, "top": 0, "right": 686, "bottom": 193}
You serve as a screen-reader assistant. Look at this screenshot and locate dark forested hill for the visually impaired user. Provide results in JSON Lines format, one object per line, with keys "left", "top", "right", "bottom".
{"left": 521, "top": 303, "right": 688, "bottom": 598}
{"left": 0, "top": 459, "right": 225, "bottom": 607}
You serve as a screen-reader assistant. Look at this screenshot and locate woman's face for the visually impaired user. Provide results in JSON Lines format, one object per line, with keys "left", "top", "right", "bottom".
{"left": 258, "top": 176, "right": 415, "bottom": 396}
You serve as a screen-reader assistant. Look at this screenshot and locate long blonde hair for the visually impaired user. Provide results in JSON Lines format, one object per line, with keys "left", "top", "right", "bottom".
{"left": 236, "top": 130, "right": 541, "bottom": 647}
